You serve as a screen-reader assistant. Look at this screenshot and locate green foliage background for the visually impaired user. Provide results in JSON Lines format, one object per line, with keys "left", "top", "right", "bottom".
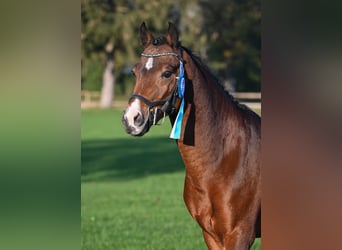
{"left": 81, "top": 0, "right": 260, "bottom": 93}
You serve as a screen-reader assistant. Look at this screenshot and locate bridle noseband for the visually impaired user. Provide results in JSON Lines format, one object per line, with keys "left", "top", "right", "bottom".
{"left": 129, "top": 51, "right": 183, "bottom": 126}
{"left": 129, "top": 83, "right": 178, "bottom": 115}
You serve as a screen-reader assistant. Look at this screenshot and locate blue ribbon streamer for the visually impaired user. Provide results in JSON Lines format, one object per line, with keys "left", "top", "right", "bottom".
{"left": 169, "top": 98, "right": 184, "bottom": 139}
{"left": 170, "top": 61, "right": 185, "bottom": 139}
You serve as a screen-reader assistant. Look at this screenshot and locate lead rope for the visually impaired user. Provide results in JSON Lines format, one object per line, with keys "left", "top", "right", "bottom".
{"left": 153, "top": 107, "right": 158, "bottom": 125}
{"left": 160, "top": 111, "right": 166, "bottom": 125}
{"left": 152, "top": 108, "right": 166, "bottom": 126}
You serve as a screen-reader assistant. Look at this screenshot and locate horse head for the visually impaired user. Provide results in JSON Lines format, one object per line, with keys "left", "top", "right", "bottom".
{"left": 122, "top": 22, "right": 182, "bottom": 136}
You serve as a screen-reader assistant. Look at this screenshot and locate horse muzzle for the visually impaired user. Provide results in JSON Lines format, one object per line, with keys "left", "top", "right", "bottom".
{"left": 122, "top": 113, "right": 150, "bottom": 136}
{"left": 122, "top": 100, "right": 151, "bottom": 136}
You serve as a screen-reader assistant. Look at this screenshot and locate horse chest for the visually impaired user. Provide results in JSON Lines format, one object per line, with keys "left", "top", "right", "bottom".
{"left": 183, "top": 175, "right": 212, "bottom": 225}
{"left": 183, "top": 172, "right": 234, "bottom": 237}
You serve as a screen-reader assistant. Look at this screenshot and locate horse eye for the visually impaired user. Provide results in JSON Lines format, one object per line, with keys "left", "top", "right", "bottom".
{"left": 162, "top": 71, "right": 172, "bottom": 78}
{"left": 131, "top": 70, "right": 136, "bottom": 77}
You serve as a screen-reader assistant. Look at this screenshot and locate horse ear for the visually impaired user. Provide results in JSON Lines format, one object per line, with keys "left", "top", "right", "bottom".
{"left": 140, "top": 22, "right": 154, "bottom": 48}
{"left": 166, "top": 22, "right": 179, "bottom": 48}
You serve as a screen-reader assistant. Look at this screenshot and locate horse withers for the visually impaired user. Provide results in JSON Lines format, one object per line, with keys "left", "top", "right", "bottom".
{"left": 122, "top": 22, "right": 261, "bottom": 250}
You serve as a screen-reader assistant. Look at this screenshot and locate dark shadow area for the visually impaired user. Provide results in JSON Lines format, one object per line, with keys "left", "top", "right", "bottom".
{"left": 81, "top": 137, "right": 184, "bottom": 182}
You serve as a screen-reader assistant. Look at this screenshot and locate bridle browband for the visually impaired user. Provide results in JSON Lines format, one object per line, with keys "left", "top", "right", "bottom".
{"left": 141, "top": 52, "right": 180, "bottom": 59}
{"left": 129, "top": 50, "right": 183, "bottom": 126}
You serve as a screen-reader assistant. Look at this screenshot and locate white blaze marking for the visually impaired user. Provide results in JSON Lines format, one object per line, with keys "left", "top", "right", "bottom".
{"left": 145, "top": 57, "right": 153, "bottom": 70}
{"left": 125, "top": 99, "right": 142, "bottom": 126}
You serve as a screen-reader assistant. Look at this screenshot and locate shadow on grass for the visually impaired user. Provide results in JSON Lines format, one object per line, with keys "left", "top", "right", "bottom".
{"left": 82, "top": 137, "right": 184, "bottom": 182}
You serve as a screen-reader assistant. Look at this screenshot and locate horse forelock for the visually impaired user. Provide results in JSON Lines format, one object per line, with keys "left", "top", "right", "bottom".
{"left": 151, "top": 35, "right": 167, "bottom": 46}
{"left": 145, "top": 35, "right": 181, "bottom": 53}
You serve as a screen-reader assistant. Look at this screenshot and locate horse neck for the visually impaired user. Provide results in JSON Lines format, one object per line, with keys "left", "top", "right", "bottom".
{"left": 175, "top": 50, "right": 239, "bottom": 161}
{"left": 182, "top": 49, "right": 236, "bottom": 131}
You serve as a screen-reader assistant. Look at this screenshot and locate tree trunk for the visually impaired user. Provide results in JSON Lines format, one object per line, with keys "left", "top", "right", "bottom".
{"left": 100, "top": 43, "right": 115, "bottom": 108}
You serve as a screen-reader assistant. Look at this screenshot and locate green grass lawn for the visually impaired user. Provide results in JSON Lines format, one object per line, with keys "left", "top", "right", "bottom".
{"left": 82, "top": 108, "right": 261, "bottom": 249}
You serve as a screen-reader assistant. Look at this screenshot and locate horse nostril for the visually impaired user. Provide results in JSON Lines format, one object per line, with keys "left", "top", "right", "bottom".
{"left": 134, "top": 113, "right": 144, "bottom": 126}
{"left": 122, "top": 112, "right": 128, "bottom": 125}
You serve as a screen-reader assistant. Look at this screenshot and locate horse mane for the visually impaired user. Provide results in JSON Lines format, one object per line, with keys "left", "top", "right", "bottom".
{"left": 148, "top": 36, "right": 252, "bottom": 112}
{"left": 181, "top": 46, "right": 250, "bottom": 111}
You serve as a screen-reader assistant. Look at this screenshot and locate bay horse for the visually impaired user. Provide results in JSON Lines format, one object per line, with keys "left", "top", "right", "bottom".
{"left": 122, "top": 22, "right": 261, "bottom": 249}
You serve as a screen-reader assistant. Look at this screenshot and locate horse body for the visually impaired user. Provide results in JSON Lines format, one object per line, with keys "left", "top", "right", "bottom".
{"left": 176, "top": 50, "right": 260, "bottom": 249}
{"left": 122, "top": 22, "right": 260, "bottom": 249}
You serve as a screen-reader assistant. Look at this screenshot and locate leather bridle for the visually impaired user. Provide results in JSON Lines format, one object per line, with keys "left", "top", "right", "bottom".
{"left": 128, "top": 51, "right": 183, "bottom": 126}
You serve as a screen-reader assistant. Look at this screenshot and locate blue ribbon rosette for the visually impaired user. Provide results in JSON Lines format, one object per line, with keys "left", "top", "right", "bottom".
{"left": 170, "top": 61, "right": 185, "bottom": 139}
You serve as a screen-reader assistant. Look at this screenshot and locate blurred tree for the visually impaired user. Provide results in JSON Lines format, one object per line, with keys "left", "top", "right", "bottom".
{"left": 81, "top": 0, "right": 116, "bottom": 108}
{"left": 82, "top": 0, "right": 177, "bottom": 107}
{"left": 100, "top": 43, "right": 114, "bottom": 108}
{"left": 199, "top": 0, "right": 260, "bottom": 91}
{"left": 81, "top": 0, "right": 260, "bottom": 103}
{"left": 177, "top": 0, "right": 207, "bottom": 56}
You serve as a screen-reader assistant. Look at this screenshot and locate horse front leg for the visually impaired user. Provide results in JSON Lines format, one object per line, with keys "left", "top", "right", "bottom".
{"left": 202, "top": 230, "right": 223, "bottom": 250}
{"left": 203, "top": 230, "right": 250, "bottom": 250}
{"left": 223, "top": 230, "right": 251, "bottom": 250}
